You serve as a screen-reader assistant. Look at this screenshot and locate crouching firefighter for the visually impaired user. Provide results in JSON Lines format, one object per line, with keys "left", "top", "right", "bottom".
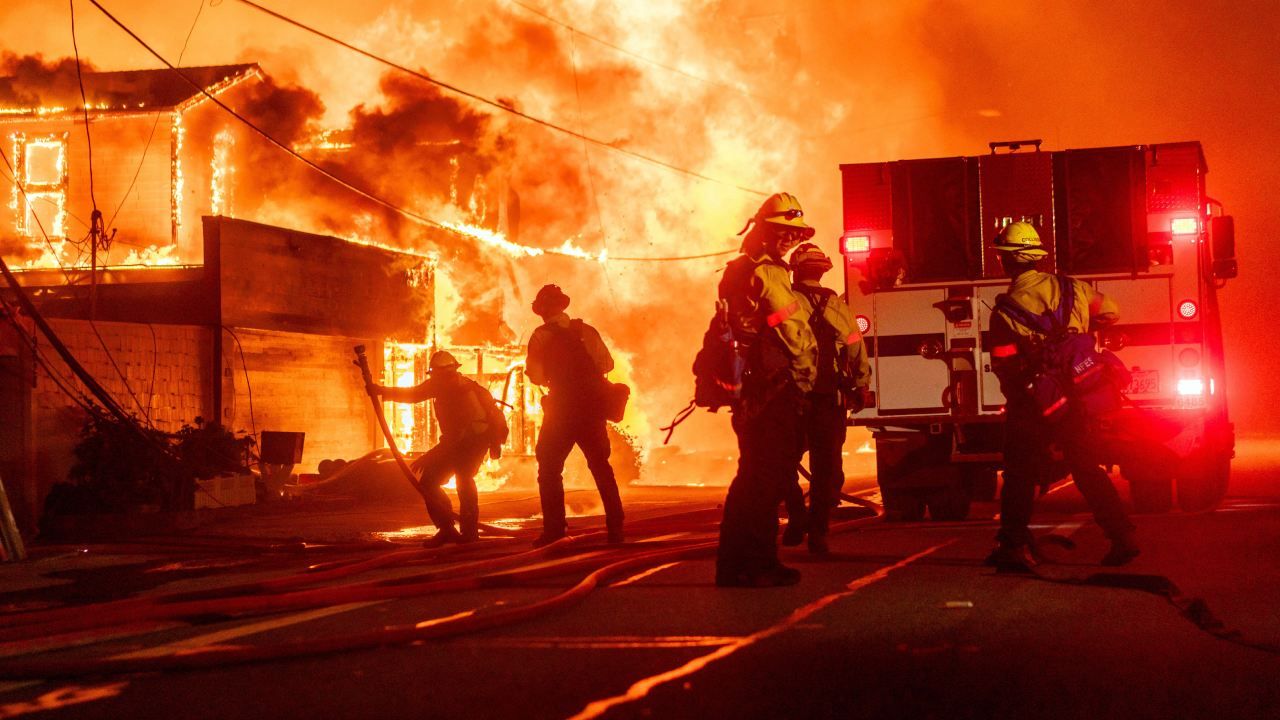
{"left": 985, "top": 222, "right": 1139, "bottom": 573}
{"left": 526, "top": 284, "right": 625, "bottom": 547}
{"left": 706, "top": 192, "right": 818, "bottom": 587}
{"left": 368, "top": 351, "right": 508, "bottom": 548}
{"left": 779, "top": 243, "right": 872, "bottom": 555}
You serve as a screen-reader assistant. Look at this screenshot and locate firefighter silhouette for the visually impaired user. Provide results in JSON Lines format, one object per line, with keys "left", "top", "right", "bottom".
{"left": 526, "top": 284, "right": 625, "bottom": 547}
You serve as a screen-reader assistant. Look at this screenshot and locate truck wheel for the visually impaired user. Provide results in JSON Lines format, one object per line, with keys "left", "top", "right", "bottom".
{"left": 1176, "top": 453, "right": 1230, "bottom": 512}
{"left": 926, "top": 481, "right": 971, "bottom": 521}
{"left": 882, "top": 491, "right": 925, "bottom": 522}
{"left": 1124, "top": 468, "right": 1174, "bottom": 514}
{"left": 962, "top": 466, "right": 998, "bottom": 502}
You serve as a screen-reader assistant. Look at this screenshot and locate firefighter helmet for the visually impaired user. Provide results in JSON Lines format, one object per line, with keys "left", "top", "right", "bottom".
{"left": 429, "top": 350, "right": 462, "bottom": 372}
{"left": 531, "top": 284, "right": 570, "bottom": 317}
{"left": 739, "top": 192, "right": 816, "bottom": 239}
{"left": 791, "top": 242, "right": 833, "bottom": 275}
{"left": 993, "top": 221, "right": 1048, "bottom": 261}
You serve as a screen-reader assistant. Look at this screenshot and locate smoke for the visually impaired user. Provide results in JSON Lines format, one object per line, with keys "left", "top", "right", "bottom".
{"left": 0, "top": 52, "right": 97, "bottom": 108}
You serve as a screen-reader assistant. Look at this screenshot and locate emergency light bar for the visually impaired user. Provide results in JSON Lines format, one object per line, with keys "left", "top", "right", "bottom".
{"left": 843, "top": 234, "right": 871, "bottom": 254}
{"left": 1171, "top": 217, "right": 1199, "bottom": 236}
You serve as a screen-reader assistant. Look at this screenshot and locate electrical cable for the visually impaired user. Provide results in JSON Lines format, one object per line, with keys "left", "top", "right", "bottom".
{"left": 70, "top": 0, "right": 99, "bottom": 215}
{"left": 505, "top": 0, "right": 755, "bottom": 100}
{"left": 103, "top": 0, "right": 207, "bottom": 254}
{"left": 86, "top": 0, "right": 739, "bottom": 265}
{"left": 1, "top": 125, "right": 156, "bottom": 425}
{"left": 220, "top": 326, "right": 258, "bottom": 443}
{"left": 230, "top": 0, "right": 766, "bottom": 198}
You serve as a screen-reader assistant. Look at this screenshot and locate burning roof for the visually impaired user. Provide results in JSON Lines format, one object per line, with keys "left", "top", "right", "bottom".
{"left": 0, "top": 63, "right": 260, "bottom": 116}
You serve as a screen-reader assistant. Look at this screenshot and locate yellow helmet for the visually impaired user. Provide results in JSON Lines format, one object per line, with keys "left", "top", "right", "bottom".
{"left": 791, "top": 242, "right": 833, "bottom": 275}
{"left": 993, "top": 221, "right": 1048, "bottom": 261}
{"left": 741, "top": 192, "right": 816, "bottom": 239}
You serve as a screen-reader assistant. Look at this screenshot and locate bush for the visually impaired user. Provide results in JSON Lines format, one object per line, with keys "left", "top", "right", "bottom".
{"left": 50, "top": 415, "right": 254, "bottom": 515}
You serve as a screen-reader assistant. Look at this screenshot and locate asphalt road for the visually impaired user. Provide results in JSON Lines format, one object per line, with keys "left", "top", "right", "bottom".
{"left": 1, "top": 442, "right": 1278, "bottom": 719}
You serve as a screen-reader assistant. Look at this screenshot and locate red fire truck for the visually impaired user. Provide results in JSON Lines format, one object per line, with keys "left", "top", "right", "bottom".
{"left": 839, "top": 140, "right": 1237, "bottom": 520}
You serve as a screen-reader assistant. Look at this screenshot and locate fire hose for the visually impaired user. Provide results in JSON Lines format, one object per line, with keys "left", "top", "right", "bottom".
{"left": 0, "top": 503, "right": 885, "bottom": 679}
{"left": 353, "top": 345, "right": 426, "bottom": 498}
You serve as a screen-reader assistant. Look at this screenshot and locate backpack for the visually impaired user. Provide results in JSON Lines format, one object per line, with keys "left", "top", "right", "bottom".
{"left": 691, "top": 299, "right": 746, "bottom": 411}
{"left": 467, "top": 379, "right": 510, "bottom": 459}
{"left": 544, "top": 320, "right": 630, "bottom": 423}
{"left": 995, "top": 275, "right": 1130, "bottom": 422}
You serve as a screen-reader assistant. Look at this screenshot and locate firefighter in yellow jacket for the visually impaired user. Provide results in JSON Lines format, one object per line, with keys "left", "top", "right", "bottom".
{"left": 779, "top": 243, "right": 872, "bottom": 555}
{"left": 715, "top": 192, "right": 818, "bottom": 587}
{"left": 985, "top": 222, "right": 1139, "bottom": 572}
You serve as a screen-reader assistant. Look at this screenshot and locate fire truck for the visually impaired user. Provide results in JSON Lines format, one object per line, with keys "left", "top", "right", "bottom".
{"left": 839, "top": 140, "right": 1237, "bottom": 521}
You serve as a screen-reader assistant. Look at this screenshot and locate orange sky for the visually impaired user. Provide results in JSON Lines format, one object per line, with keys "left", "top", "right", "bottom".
{"left": 2, "top": 0, "right": 1277, "bottom": 437}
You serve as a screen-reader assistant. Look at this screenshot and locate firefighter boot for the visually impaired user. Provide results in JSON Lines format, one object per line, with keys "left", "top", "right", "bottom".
{"left": 807, "top": 532, "right": 830, "bottom": 557}
{"left": 423, "top": 525, "right": 462, "bottom": 549}
{"left": 458, "top": 524, "right": 480, "bottom": 544}
{"left": 532, "top": 528, "right": 567, "bottom": 549}
{"left": 984, "top": 542, "right": 1039, "bottom": 574}
{"left": 1101, "top": 531, "right": 1140, "bottom": 567}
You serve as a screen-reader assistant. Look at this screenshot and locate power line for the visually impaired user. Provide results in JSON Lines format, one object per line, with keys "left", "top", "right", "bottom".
{"left": 0, "top": 143, "right": 155, "bottom": 425}
{"left": 104, "top": 0, "right": 207, "bottom": 260}
{"left": 230, "top": 0, "right": 767, "bottom": 198}
{"left": 506, "top": 0, "right": 754, "bottom": 100}
{"left": 86, "top": 0, "right": 738, "bottom": 264}
{"left": 70, "top": 0, "right": 99, "bottom": 214}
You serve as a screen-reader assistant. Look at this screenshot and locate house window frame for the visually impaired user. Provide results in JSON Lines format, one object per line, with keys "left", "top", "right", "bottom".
{"left": 10, "top": 131, "right": 70, "bottom": 240}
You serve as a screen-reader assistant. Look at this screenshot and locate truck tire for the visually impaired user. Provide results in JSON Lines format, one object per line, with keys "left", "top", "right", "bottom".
{"left": 1124, "top": 467, "right": 1174, "bottom": 514}
{"left": 926, "top": 482, "right": 971, "bottom": 521}
{"left": 1176, "top": 453, "right": 1230, "bottom": 512}
{"left": 962, "top": 465, "right": 998, "bottom": 502}
{"left": 882, "top": 490, "right": 926, "bottom": 522}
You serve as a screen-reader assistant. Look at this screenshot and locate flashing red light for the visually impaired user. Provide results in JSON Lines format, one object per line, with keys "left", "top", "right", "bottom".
{"left": 843, "top": 234, "right": 871, "bottom": 254}
{"left": 855, "top": 315, "right": 871, "bottom": 334}
{"left": 1178, "top": 300, "right": 1198, "bottom": 319}
{"left": 1171, "top": 217, "right": 1199, "bottom": 236}
{"left": 1177, "top": 378, "right": 1205, "bottom": 396}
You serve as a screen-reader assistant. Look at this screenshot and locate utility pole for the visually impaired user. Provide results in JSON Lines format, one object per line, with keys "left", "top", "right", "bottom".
{"left": 88, "top": 208, "right": 114, "bottom": 320}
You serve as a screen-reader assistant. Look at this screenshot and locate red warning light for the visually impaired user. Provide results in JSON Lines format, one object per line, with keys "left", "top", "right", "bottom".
{"left": 1178, "top": 300, "right": 1198, "bottom": 319}
{"left": 855, "top": 315, "right": 871, "bottom": 334}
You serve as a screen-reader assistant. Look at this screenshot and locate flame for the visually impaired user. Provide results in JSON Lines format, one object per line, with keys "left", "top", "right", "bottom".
{"left": 170, "top": 112, "right": 184, "bottom": 242}
{"left": 210, "top": 129, "right": 235, "bottom": 216}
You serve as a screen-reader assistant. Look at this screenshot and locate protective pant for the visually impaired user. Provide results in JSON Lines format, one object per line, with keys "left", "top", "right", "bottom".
{"left": 802, "top": 392, "right": 847, "bottom": 539}
{"left": 414, "top": 436, "right": 489, "bottom": 535}
{"left": 717, "top": 384, "right": 806, "bottom": 574}
{"left": 998, "top": 404, "right": 1135, "bottom": 547}
{"left": 781, "top": 392, "right": 847, "bottom": 537}
{"left": 535, "top": 408, "right": 623, "bottom": 535}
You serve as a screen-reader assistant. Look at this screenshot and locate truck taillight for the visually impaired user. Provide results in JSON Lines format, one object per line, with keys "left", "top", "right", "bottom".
{"left": 855, "top": 315, "right": 871, "bottom": 334}
{"left": 1171, "top": 217, "right": 1199, "bottom": 237}
{"left": 1178, "top": 300, "right": 1198, "bottom": 319}
{"left": 843, "top": 234, "right": 871, "bottom": 254}
{"left": 1177, "top": 378, "right": 1205, "bottom": 396}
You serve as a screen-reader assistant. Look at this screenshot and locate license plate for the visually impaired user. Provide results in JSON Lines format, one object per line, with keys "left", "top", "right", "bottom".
{"left": 1126, "top": 370, "right": 1159, "bottom": 395}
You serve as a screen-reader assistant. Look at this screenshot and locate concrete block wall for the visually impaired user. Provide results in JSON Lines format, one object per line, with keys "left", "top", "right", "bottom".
{"left": 221, "top": 327, "right": 377, "bottom": 474}
{"left": 31, "top": 319, "right": 213, "bottom": 517}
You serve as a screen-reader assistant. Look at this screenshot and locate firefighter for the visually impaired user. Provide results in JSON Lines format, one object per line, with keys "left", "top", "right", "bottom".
{"left": 985, "top": 222, "right": 1139, "bottom": 572}
{"left": 526, "top": 284, "right": 625, "bottom": 547}
{"left": 715, "top": 192, "right": 819, "bottom": 587}
{"left": 369, "top": 350, "right": 495, "bottom": 547}
{"left": 780, "top": 242, "right": 872, "bottom": 555}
